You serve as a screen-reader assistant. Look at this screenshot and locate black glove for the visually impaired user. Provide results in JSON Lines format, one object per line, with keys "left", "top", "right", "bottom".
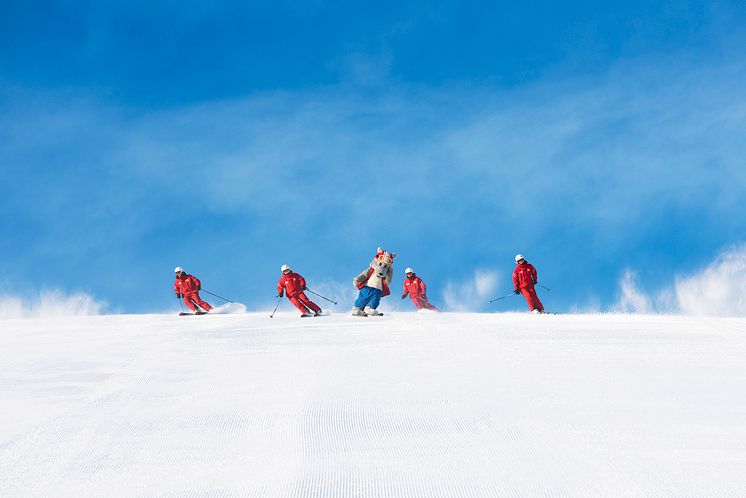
{"left": 422, "top": 295, "right": 427, "bottom": 299}
{"left": 302, "top": 285, "right": 307, "bottom": 290}
{"left": 197, "top": 285, "right": 201, "bottom": 290}
{"left": 176, "top": 293, "right": 182, "bottom": 299}
{"left": 277, "top": 294, "right": 283, "bottom": 298}
{"left": 514, "top": 289, "right": 520, "bottom": 294}
{"left": 401, "top": 294, "right": 406, "bottom": 299}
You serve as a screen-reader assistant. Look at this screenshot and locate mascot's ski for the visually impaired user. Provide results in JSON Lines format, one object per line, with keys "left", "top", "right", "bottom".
{"left": 179, "top": 311, "right": 208, "bottom": 316}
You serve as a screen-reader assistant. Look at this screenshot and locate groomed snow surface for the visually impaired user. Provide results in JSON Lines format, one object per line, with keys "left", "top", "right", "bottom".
{"left": 1, "top": 312, "right": 745, "bottom": 497}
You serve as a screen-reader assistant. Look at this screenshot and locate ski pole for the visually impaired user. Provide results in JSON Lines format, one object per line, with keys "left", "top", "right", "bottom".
{"left": 490, "top": 291, "right": 517, "bottom": 303}
{"left": 305, "top": 288, "right": 338, "bottom": 305}
{"left": 392, "top": 298, "right": 404, "bottom": 312}
{"left": 536, "top": 283, "right": 550, "bottom": 291}
{"left": 178, "top": 296, "right": 186, "bottom": 312}
{"left": 269, "top": 296, "right": 282, "bottom": 318}
{"left": 201, "top": 289, "right": 234, "bottom": 303}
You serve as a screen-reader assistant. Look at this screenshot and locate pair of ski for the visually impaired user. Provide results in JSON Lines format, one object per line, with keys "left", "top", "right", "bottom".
{"left": 179, "top": 310, "right": 208, "bottom": 316}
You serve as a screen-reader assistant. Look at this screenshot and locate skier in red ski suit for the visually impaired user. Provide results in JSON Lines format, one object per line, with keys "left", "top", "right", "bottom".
{"left": 401, "top": 268, "right": 440, "bottom": 311}
{"left": 512, "top": 255, "right": 544, "bottom": 313}
{"left": 277, "top": 265, "right": 322, "bottom": 316}
{"left": 174, "top": 267, "right": 213, "bottom": 312}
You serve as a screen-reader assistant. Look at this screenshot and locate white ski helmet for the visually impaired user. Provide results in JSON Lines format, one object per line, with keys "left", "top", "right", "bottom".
{"left": 405, "top": 267, "right": 414, "bottom": 274}
{"left": 280, "top": 264, "right": 291, "bottom": 272}
{"left": 174, "top": 266, "right": 184, "bottom": 273}
{"left": 515, "top": 254, "right": 525, "bottom": 263}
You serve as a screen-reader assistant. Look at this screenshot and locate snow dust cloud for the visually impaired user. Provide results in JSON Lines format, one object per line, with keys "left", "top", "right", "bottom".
{"left": 2, "top": 290, "right": 106, "bottom": 319}
{"left": 674, "top": 244, "right": 746, "bottom": 316}
{"left": 442, "top": 270, "right": 499, "bottom": 311}
{"left": 209, "top": 302, "right": 247, "bottom": 314}
{"left": 613, "top": 271, "right": 654, "bottom": 313}
{"left": 614, "top": 244, "right": 746, "bottom": 316}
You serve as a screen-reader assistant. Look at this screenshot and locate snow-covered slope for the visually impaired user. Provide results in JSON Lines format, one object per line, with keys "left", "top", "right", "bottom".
{"left": 1, "top": 312, "right": 745, "bottom": 497}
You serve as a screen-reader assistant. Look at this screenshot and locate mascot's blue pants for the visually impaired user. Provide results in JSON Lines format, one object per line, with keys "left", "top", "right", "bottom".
{"left": 354, "top": 286, "right": 382, "bottom": 309}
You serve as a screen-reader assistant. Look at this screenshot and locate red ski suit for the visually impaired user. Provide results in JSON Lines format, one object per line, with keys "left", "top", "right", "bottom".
{"left": 402, "top": 274, "right": 439, "bottom": 311}
{"left": 512, "top": 262, "right": 543, "bottom": 312}
{"left": 174, "top": 274, "right": 213, "bottom": 312}
{"left": 277, "top": 272, "right": 321, "bottom": 314}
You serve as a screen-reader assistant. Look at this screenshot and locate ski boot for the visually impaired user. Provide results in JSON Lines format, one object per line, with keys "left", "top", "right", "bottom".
{"left": 364, "top": 307, "right": 382, "bottom": 316}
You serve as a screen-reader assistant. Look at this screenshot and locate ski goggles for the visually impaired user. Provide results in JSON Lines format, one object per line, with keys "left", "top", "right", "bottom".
{"left": 377, "top": 254, "right": 393, "bottom": 265}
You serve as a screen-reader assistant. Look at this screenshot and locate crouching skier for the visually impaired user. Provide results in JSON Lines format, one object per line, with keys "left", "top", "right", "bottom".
{"left": 402, "top": 267, "right": 440, "bottom": 311}
{"left": 174, "top": 267, "right": 212, "bottom": 313}
{"left": 352, "top": 247, "right": 396, "bottom": 316}
{"left": 512, "top": 254, "right": 544, "bottom": 313}
{"left": 277, "top": 265, "right": 322, "bottom": 317}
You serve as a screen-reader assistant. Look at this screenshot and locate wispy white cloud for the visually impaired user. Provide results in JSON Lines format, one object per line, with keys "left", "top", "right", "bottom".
{"left": 7, "top": 55, "right": 745, "bottom": 232}
{"left": 2, "top": 53, "right": 746, "bottom": 311}
{"left": 139, "top": 59, "right": 746, "bottom": 233}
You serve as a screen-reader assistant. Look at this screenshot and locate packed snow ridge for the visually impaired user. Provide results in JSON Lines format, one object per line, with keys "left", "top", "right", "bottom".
{"left": 1, "top": 312, "right": 745, "bottom": 497}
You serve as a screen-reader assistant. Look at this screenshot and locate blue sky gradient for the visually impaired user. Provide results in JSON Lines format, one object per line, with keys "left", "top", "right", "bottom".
{"left": 2, "top": 1, "right": 745, "bottom": 313}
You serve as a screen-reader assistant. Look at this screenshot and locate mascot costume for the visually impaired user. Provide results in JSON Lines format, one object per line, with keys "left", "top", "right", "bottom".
{"left": 352, "top": 247, "right": 396, "bottom": 316}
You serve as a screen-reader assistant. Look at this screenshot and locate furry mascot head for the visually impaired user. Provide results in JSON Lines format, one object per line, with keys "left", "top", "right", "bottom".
{"left": 370, "top": 248, "right": 395, "bottom": 278}
{"left": 351, "top": 247, "right": 396, "bottom": 316}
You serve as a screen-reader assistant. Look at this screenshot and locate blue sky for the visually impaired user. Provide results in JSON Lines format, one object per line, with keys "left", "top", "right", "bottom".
{"left": 2, "top": 1, "right": 746, "bottom": 313}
